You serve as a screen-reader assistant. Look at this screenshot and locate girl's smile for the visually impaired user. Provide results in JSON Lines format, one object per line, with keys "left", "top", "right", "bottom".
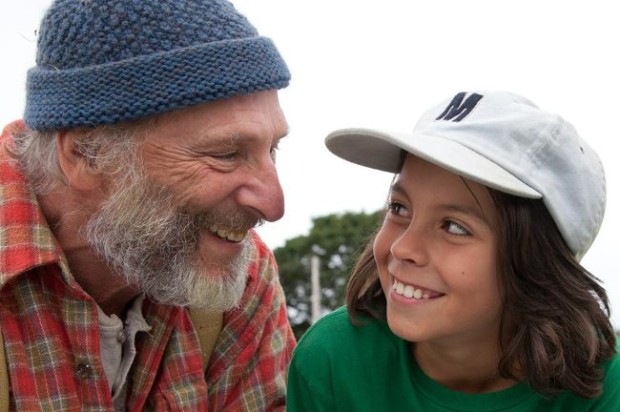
{"left": 374, "top": 154, "right": 502, "bottom": 349}
{"left": 390, "top": 277, "right": 445, "bottom": 301}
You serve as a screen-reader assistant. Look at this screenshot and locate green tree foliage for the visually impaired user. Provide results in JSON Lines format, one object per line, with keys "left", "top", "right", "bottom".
{"left": 274, "top": 210, "right": 383, "bottom": 339}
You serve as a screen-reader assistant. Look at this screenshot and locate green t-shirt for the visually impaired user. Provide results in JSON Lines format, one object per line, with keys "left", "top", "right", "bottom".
{"left": 287, "top": 307, "right": 620, "bottom": 411}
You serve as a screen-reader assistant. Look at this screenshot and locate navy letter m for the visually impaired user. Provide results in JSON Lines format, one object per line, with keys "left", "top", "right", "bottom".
{"left": 435, "top": 92, "right": 483, "bottom": 122}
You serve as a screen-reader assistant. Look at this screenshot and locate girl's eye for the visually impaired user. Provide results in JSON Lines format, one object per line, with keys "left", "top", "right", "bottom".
{"left": 443, "top": 220, "right": 470, "bottom": 236}
{"left": 270, "top": 143, "right": 280, "bottom": 161}
{"left": 387, "top": 201, "right": 408, "bottom": 217}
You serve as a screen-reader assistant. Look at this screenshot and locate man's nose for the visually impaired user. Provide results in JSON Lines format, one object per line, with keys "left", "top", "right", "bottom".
{"left": 238, "top": 159, "right": 285, "bottom": 222}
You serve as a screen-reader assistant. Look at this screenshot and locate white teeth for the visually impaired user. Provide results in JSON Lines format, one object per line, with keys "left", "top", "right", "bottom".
{"left": 210, "top": 227, "right": 247, "bottom": 242}
{"left": 403, "top": 285, "right": 414, "bottom": 298}
{"left": 227, "top": 231, "right": 246, "bottom": 242}
{"left": 392, "top": 279, "right": 433, "bottom": 300}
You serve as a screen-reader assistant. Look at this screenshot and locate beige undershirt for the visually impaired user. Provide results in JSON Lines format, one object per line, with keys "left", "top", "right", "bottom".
{"left": 97, "top": 295, "right": 151, "bottom": 412}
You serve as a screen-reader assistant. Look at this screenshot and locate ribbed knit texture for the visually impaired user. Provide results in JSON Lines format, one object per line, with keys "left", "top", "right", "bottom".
{"left": 25, "top": 0, "right": 290, "bottom": 131}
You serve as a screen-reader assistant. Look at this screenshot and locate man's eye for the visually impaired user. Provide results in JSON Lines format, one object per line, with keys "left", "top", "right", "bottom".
{"left": 210, "top": 152, "right": 237, "bottom": 160}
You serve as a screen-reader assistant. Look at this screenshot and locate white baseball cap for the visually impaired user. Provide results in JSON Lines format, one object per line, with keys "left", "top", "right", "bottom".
{"left": 325, "top": 91, "right": 606, "bottom": 260}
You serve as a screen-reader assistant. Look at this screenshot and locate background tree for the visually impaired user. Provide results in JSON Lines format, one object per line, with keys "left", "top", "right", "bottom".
{"left": 274, "top": 210, "right": 383, "bottom": 339}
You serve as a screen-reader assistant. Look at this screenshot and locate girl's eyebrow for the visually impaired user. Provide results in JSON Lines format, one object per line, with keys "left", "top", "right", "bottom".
{"left": 438, "top": 204, "right": 491, "bottom": 226}
{"left": 389, "top": 181, "right": 491, "bottom": 226}
{"left": 389, "top": 181, "right": 407, "bottom": 197}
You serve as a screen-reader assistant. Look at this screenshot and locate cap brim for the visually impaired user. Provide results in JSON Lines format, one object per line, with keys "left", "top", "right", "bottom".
{"left": 325, "top": 128, "right": 541, "bottom": 199}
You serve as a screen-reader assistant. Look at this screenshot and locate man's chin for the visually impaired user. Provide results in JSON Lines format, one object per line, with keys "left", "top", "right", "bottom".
{"left": 184, "top": 243, "right": 251, "bottom": 310}
{"left": 186, "top": 271, "right": 248, "bottom": 311}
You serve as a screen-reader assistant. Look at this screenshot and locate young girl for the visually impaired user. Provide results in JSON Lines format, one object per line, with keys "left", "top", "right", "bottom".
{"left": 287, "top": 91, "right": 619, "bottom": 411}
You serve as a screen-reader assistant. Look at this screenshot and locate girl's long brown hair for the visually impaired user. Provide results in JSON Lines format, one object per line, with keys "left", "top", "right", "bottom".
{"left": 346, "top": 191, "right": 616, "bottom": 399}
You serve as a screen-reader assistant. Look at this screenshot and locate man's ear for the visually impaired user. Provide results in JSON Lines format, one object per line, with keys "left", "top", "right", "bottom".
{"left": 56, "top": 130, "right": 102, "bottom": 191}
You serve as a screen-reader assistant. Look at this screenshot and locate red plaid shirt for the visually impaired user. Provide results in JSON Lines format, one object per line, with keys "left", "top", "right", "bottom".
{"left": 0, "top": 121, "right": 296, "bottom": 411}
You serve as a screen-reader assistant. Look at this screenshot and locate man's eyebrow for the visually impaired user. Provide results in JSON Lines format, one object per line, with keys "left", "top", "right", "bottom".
{"left": 204, "top": 126, "right": 289, "bottom": 142}
{"left": 194, "top": 130, "right": 288, "bottom": 148}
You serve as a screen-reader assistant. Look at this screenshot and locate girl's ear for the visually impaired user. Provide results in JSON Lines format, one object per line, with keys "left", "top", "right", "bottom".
{"left": 56, "top": 130, "right": 102, "bottom": 191}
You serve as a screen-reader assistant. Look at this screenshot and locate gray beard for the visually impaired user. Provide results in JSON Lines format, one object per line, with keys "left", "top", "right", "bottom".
{"left": 82, "top": 173, "right": 253, "bottom": 311}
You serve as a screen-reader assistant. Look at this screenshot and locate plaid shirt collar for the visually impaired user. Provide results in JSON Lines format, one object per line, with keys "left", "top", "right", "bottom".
{"left": 0, "top": 120, "right": 73, "bottom": 288}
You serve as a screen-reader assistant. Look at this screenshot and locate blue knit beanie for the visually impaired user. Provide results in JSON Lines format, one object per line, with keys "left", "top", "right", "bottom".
{"left": 24, "top": 0, "right": 290, "bottom": 131}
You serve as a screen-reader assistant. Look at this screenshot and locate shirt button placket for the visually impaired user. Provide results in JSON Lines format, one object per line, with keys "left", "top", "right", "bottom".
{"left": 74, "top": 361, "right": 93, "bottom": 379}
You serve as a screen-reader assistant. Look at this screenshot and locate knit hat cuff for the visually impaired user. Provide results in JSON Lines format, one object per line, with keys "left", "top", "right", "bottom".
{"left": 25, "top": 36, "right": 290, "bottom": 131}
